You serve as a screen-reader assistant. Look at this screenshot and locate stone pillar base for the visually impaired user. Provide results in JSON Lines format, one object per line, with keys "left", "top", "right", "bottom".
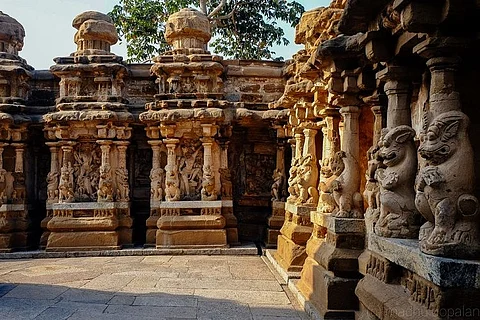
{"left": 46, "top": 231, "right": 120, "bottom": 251}
{"left": 156, "top": 229, "right": 228, "bottom": 248}
{"left": 45, "top": 202, "right": 130, "bottom": 251}
{"left": 0, "top": 205, "right": 31, "bottom": 252}
{"left": 274, "top": 234, "right": 309, "bottom": 272}
{"left": 298, "top": 256, "right": 358, "bottom": 319}
{"left": 357, "top": 236, "right": 480, "bottom": 320}
{"left": 266, "top": 201, "right": 286, "bottom": 248}
{"left": 145, "top": 213, "right": 159, "bottom": 247}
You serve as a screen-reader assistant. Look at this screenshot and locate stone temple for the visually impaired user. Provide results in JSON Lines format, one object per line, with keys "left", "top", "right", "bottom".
{"left": 1, "top": 0, "right": 480, "bottom": 319}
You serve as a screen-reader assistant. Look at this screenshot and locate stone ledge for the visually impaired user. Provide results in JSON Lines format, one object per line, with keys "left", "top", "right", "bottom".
{"left": 264, "top": 249, "right": 301, "bottom": 283}
{"left": 312, "top": 212, "right": 365, "bottom": 234}
{"left": 0, "top": 243, "right": 258, "bottom": 259}
{"left": 51, "top": 202, "right": 130, "bottom": 210}
{"left": 151, "top": 200, "right": 226, "bottom": 208}
{"left": 285, "top": 202, "right": 316, "bottom": 215}
{"left": 0, "top": 204, "right": 26, "bottom": 212}
{"left": 368, "top": 233, "right": 480, "bottom": 288}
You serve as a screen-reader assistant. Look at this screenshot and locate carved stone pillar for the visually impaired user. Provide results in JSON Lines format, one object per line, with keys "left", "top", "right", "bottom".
{"left": 318, "top": 107, "right": 341, "bottom": 214}
{"left": 414, "top": 45, "right": 479, "bottom": 258}
{"left": 58, "top": 144, "right": 75, "bottom": 203}
{"left": 371, "top": 67, "right": 420, "bottom": 238}
{"left": 201, "top": 124, "right": 217, "bottom": 201}
{"left": 218, "top": 139, "right": 238, "bottom": 245}
{"left": 266, "top": 127, "right": 288, "bottom": 248}
{"left": 329, "top": 106, "right": 362, "bottom": 218}
{"left": 146, "top": 140, "right": 164, "bottom": 246}
{"left": 163, "top": 138, "right": 180, "bottom": 202}
{"left": 97, "top": 141, "right": 113, "bottom": 202}
{"left": 41, "top": 143, "right": 61, "bottom": 248}
{"left": 275, "top": 125, "right": 318, "bottom": 273}
{"left": 114, "top": 141, "right": 132, "bottom": 247}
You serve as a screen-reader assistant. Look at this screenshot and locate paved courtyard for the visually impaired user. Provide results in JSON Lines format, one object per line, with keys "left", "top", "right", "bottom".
{"left": 0, "top": 255, "right": 308, "bottom": 320}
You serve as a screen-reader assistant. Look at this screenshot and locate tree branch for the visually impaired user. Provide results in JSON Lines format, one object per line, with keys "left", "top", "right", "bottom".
{"left": 208, "top": 0, "right": 226, "bottom": 18}
{"left": 210, "top": 1, "right": 243, "bottom": 21}
{"left": 199, "top": 0, "right": 207, "bottom": 14}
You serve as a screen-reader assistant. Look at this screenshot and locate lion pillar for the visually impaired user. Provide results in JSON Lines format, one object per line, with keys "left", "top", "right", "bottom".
{"left": 374, "top": 67, "right": 420, "bottom": 238}
{"left": 414, "top": 40, "right": 479, "bottom": 259}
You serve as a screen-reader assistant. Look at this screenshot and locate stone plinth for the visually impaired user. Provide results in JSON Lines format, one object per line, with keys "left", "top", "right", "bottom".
{"left": 274, "top": 203, "right": 314, "bottom": 272}
{"left": 266, "top": 201, "right": 286, "bottom": 248}
{"left": 154, "top": 201, "right": 229, "bottom": 248}
{"left": 296, "top": 211, "right": 364, "bottom": 319}
{"left": 0, "top": 204, "right": 30, "bottom": 252}
{"left": 355, "top": 235, "right": 480, "bottom": 320}
{"left": 46, "top": 202, "right": 130, "bottom": 251}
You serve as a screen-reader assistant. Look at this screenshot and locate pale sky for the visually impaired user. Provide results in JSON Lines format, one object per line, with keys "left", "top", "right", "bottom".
{"left": 0, "top": 0, "right": 329, "bottom": 70}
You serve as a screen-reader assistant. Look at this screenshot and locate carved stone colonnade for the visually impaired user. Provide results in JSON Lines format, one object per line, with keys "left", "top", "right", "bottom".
{"left": 268, "top": 1, "right": 480, "bottom": 320}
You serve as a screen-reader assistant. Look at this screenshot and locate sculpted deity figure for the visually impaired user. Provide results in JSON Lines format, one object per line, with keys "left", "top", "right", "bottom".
{"left": 97, "top": 164, "right": 113, "bottom": 202}
{"left": 201, "top": 165, "right": 217, "bottom": 201}
{"left": 219, "top": 168, "right": 233, "bottom": 199}
{"left": 415, "top": 111, "right": 479, "bottom": 258}
{"left": 116, "top": 167, "right": 130, "bottom": 201}
{"left": 331, "top": 151, "right": 364, "bottom": 218}
{"left": 178, "top": 143, "right": 202, "bottom": 198}
{"left": 296, "top": 155, "right": 319, "bottom": 205}
{"left": 375, "top": 126, "right": 420, "bottom": 238}
{"left": 58, "top": 163, "right": 75, "bottom": 203}
{"left": 46, "top": 171, "right": 59, "bottom": 202}
{"left": 150, "top": 167, "right": 165, "bottom": 201}
{"left": 271, "top": 169, "right": 285, "bottom": 201}
{"left": 363, "top": 145, "right": 382, "bottom": 229}
{"left": 165, "top": 164, "right": 181, "bottom": 201}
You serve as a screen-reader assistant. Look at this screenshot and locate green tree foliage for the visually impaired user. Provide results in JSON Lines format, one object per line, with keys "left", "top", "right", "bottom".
{"left": 109, "top": 0, "right": 304, "bottom": 62}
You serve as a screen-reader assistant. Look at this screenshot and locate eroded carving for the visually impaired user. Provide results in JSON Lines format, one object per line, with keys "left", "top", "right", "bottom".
{"left": 375, "top": 126, "right": 420, "bottom": 238}
{"left": 416, "top": 111, "right": 479, "bottom": 258}
{"left": 331, "top": 151, "right": 363, "bottom": 218}
{"left": 271, "top": 168, "right": 285, "bottom": 201}
{"left": 165, "top": 164, "right": 181, "bottom": 201}
{"left": 201, "top": 165, "right": 217, "bottom": 201}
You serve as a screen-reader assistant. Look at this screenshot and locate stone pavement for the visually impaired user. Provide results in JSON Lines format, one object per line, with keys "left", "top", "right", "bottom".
{"left": 0, "top": 255, "right": 309, "bottom": 320}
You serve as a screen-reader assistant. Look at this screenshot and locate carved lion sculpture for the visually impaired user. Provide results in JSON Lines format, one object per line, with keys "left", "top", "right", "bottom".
{"left": 201, "top": 165, "right": 217, "bottom": 201}
{"left": 296, "top": 155, "right": 319, "bottom": 205}
{"left": 415, "top": 111, "right": 479, "bottom": 258}
{"left": 319, "top": 157, "right": 339, "bottom": 213}
{"left": 331, "top": 151, "right": 363, "bottom": 218}
{"left": 97, "top": 164, "right": 113, "bottom": 202}
{"left": 286, "top": 158, "right": 300, "bottom": 203}
{"left": 375, "top": 126, "right": 420, "bottom": 238}
{"left": 165, "top": 164, "right": 181, "bottom": 202}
